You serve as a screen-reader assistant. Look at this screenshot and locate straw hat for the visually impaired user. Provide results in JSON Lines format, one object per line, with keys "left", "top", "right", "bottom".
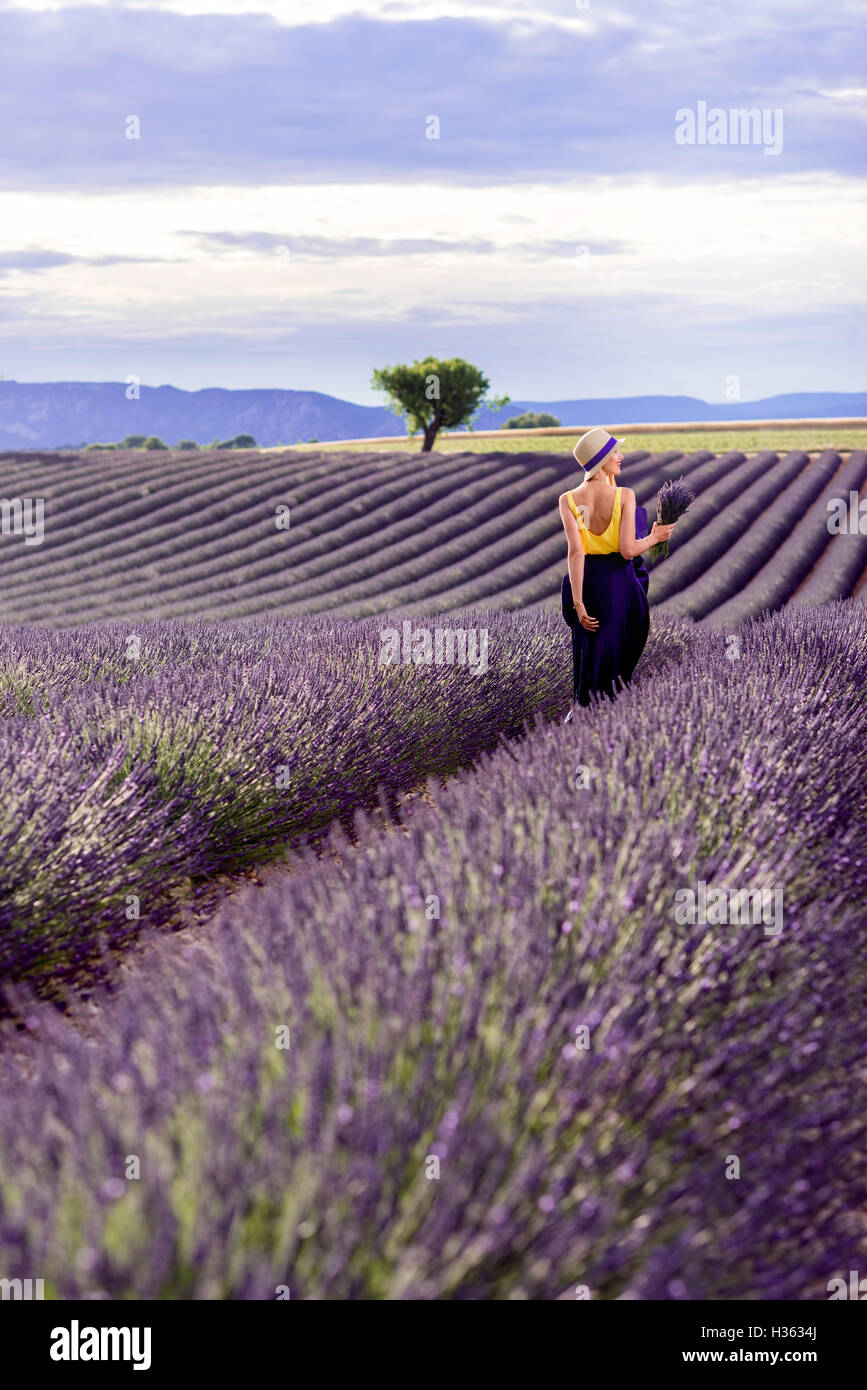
{"left": 572, "top": 427, "right": 626, "bottom": 479}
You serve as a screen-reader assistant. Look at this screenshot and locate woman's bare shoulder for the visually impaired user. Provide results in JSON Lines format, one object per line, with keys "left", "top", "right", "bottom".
{"left": 618, "top": 485, "right": 636, "bottom": 501}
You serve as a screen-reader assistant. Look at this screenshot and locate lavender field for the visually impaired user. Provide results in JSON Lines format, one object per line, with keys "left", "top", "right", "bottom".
{"left": 1, "top": 600, "right": 865, "bottom": 1299}
{"left": 2, "top": 444, "right": 866, "bottom": 626}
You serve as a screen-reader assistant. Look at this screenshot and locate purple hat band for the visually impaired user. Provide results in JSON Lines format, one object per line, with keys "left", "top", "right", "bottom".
{"left": 585, "top": 436, "right": 617, "bottom": 469}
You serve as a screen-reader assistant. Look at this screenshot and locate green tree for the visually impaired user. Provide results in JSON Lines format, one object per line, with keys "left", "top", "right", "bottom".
{"left": 121, "top": 434, "right": 148, "bottom": 448}
{"left": 504, "top": 411, "right": 561, "bottom": 429}
{"left": 143, "top": 436, "right": 168, "bottom": 450}
{"left": 216, "top": 433, "right": 257, "bottom": 449}
{"left": 177, "top": 439, "right": 199, "bottom": 450}
{"left": 371, "top": 357, "right": 509, "bottom": 453}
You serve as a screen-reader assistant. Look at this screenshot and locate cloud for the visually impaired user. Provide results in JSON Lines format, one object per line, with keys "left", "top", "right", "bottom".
{"left": 0, "top": 173, "right": 862, "bottom": 361}
{"left": 0, "top": 4, "right": 865, "bottom": 191}
{"left": 6, "top": 0, "right": 616, "bottom": 31}
{"left": 0, "top": 249, "right": 77, "bottom": 271}
{"left": 0, "top": 248, "right": 170, "bottom": 277}
{"left": 185, "top": 231, "right": 628, "bottom": 259}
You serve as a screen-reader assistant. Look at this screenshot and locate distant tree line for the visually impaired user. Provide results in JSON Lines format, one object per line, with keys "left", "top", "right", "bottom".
{"left": 85, "top": 433, "right": 258, "bottom": 451}
{"left": 503, "top": 411, "right": 561, "bottom": 429}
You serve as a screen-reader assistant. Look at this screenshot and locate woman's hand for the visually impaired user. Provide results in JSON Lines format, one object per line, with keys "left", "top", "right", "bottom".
{"left": 576, "top": 601, "right": 599, "bottom": 632}
{"left": 650, "top": 520, "right": 677, "bottom": 544}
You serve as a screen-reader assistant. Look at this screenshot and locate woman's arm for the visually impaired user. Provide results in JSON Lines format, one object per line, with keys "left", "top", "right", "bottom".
{"left": 558, "top": 495, "right": 598, "bottom": 632}
{"left": 618, "top": 487, "right": 677, "bottom": 559}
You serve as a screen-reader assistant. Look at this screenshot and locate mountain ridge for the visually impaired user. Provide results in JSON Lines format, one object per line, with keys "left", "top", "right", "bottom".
{"left": 1, "top": 380, "right": 865, "bottom": 450}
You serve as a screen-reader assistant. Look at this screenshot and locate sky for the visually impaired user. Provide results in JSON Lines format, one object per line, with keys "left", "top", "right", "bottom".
{"left": 0, "top": 0, "right": 864, "bottom": 406}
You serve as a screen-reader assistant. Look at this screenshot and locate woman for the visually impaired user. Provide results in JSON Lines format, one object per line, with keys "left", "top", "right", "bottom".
{"left": 559, "top": 427, "right": 676, "bottom": 713}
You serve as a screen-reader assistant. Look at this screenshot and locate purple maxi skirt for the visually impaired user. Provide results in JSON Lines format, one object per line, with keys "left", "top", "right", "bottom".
{"left": 560, "top": 504, "right": 651, "bottom": 707}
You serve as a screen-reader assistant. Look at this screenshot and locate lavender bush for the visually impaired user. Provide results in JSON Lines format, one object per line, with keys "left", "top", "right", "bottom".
{"left": 0, "top": 610, "right": 577, "bottom": 999}
{"left": 0, "top": 601, "right": 864, "bottom": 1299}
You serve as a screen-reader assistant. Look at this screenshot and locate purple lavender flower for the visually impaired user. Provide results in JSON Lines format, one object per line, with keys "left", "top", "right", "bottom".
{"left": 650, "top": 476, "right": 696, "bottom": 563}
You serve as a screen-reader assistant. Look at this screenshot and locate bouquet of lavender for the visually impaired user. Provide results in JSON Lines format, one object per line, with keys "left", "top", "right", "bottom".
{"left": 649, "top": 475, "right": 695, "bottom": 563}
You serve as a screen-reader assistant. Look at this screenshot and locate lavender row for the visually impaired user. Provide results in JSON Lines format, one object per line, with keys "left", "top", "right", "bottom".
{"left": 791, "top": 481, "right": 867, "bottom": 608}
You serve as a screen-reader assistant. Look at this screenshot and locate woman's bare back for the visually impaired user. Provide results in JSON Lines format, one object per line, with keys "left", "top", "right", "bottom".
{"left": 570, "top": 482, "right": 618, "bottom": 535}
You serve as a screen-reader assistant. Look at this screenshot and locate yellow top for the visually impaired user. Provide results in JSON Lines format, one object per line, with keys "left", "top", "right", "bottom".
{"left": 566, "top": 484, "right": 622, "bottom": 555}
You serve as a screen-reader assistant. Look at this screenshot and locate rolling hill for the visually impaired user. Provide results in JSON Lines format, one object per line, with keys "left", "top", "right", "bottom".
{"left": 0, "top": 444, "right": 865, "bottom": 627}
